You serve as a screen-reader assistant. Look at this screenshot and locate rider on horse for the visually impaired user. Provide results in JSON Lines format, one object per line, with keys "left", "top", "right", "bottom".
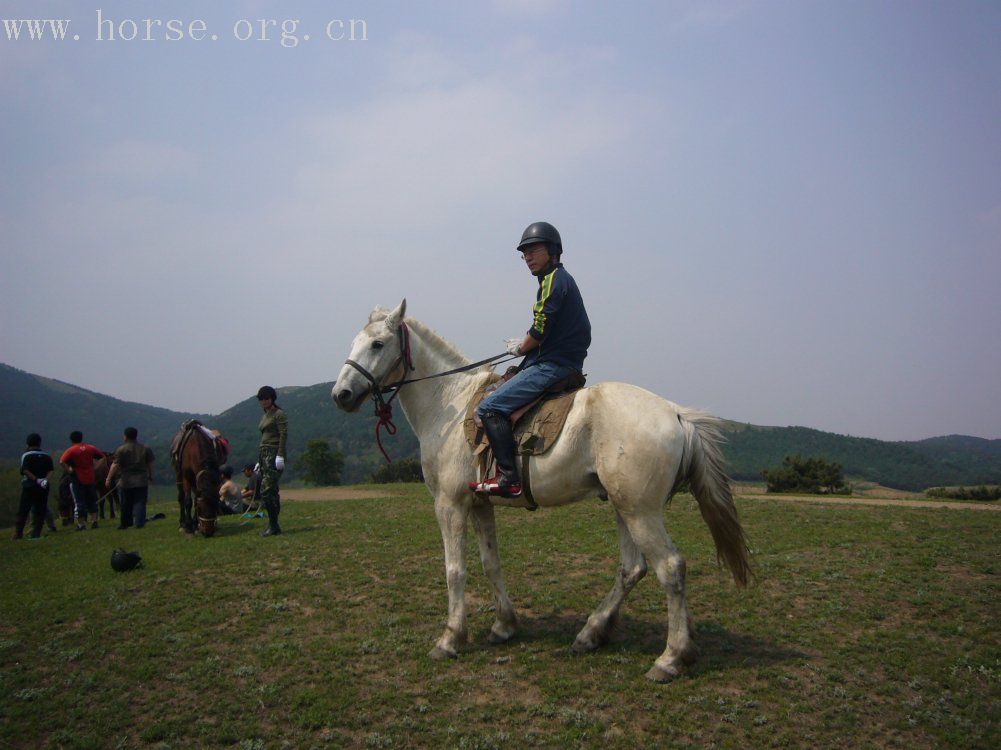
{"left": 470, "top": 221, "right": 591, "bottom": 498}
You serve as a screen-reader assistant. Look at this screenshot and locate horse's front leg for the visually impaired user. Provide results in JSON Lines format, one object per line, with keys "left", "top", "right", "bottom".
{"left": 430, "top": 495, "right": 471, "bottom": 660}
{"left": 470, "top": 501, "right": 517, "bottom": 644}
{"left": 177, "top": 481, "right": 193, "bottom": 534}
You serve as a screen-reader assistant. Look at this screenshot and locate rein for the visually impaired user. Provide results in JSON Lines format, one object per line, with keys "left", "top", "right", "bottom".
{"left": 344, "top": 322, "right": 518, "bottom": 462}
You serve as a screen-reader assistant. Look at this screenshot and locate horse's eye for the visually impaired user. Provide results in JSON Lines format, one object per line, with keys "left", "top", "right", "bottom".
{"left": 372, "top": 341, "right": 385, "bottom": 350}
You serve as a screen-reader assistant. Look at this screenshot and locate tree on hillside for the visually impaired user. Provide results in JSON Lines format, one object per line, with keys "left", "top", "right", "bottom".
{"left": 762, "top": 454, "right": 847, "bottom": 494}
{"left": 300, "top": 439, "right": 344, "bottom": 486}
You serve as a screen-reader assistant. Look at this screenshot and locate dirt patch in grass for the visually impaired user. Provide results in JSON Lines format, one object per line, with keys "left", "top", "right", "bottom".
{"left": 739, "top": 492, "right": 1000, "bottom": 512}
{"left": 282, "top": 487, "right": 403, "bottom": 502}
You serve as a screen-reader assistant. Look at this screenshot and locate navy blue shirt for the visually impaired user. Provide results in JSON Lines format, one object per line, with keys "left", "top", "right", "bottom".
{"left": 20, "top": 450, "right": 54, "bottom": 488}
{"left": 523, "top": 263, "right": 590, "bottom": 371}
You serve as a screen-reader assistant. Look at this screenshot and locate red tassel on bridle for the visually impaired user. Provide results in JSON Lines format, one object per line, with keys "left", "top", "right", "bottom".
{"left": 374, "top": 394, "right": 399, "bottom": 463}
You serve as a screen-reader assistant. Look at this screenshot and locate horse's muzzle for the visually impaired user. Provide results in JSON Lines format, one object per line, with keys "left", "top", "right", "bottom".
{"left": 332, "top": 385, "right": 367, "bottom": 413}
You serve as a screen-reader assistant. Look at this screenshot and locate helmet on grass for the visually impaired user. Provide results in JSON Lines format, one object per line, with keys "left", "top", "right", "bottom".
{"left": 111, "top": 549, "right": 142, "bottom": 572}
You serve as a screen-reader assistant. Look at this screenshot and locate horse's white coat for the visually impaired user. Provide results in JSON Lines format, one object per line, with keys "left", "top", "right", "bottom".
{"left": 333, "top": 300, "right": 750, "bottom": 681}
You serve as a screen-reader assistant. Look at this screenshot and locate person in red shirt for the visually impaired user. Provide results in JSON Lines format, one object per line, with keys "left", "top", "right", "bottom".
{"left": 60, "top": 431, "right": 105, "bottom": 530}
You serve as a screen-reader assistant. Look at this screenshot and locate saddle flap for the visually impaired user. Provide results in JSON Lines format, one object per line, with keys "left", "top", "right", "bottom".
{"left": 463, "top": 380, "right": 583, "bottom": 457}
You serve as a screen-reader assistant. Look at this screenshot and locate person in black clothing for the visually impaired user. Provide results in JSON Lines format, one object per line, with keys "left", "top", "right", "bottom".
{"left": 15, "top": 433, "right": 55, "bottom": 540}
{"left": 470, "top": 221, "right": 591, "bottom": 497}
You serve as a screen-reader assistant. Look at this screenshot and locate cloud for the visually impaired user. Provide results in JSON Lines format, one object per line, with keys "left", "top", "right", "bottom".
{"left": 490, "top": 0, "right": 569, "bottom": 18}
{"left": 273, "top": 40, "right": 644, "bottom": 246}
{"left": 670, "top": 0, "right": 752, "bottom": 31}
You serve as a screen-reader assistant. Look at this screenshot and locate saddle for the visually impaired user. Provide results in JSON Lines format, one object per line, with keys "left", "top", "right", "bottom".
{"left": 463, "top": 368, "right": 585, "bottom": 507}
{"left": 170, "top": 420, "right": 230, "bottom": 467}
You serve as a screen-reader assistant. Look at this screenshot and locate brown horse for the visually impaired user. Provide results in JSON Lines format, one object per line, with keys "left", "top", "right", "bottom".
{"left": 95, "top": 455, "right": 119, "bottom": 520}
{"left": 171, "top": 422, "right": 223, "bottom": 537}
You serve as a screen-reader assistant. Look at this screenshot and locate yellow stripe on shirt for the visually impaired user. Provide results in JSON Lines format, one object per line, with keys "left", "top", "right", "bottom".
{"left": 532, "top": 268, "right": 556, "bottom": 334}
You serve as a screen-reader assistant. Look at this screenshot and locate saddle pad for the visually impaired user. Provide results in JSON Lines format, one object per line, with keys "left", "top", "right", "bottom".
{"left": 463, "top": 386, "right": 581, "bottom": 457}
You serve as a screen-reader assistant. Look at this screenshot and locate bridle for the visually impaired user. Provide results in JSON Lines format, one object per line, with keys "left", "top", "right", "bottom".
{"left": 343, "top": 322, "right": 516, "bottom": 461}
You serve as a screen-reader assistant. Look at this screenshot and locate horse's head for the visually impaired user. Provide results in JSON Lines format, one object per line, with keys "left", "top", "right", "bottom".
{"left": 196, "top": 466, "right": 221, "bottom": 537}
{"left": 332, "top": 299, "right": 408, "bottom": 412}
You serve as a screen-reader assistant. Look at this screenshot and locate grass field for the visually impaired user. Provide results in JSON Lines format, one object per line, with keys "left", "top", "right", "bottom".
{"left": 1, "top": 484, "right": 998, "bottom": 749}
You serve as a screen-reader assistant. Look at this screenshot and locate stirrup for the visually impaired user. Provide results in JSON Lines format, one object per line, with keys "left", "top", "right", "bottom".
{"left": 468, "top": 477, "right": 523, "bottom": 498}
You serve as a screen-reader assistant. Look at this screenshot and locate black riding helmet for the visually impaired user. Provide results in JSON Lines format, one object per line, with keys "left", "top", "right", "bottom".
{"left": 517, "top": 221, "right": 562, "bottom": 256}
{"left": 111, "top": 549, "right": 142, "bottom": 572}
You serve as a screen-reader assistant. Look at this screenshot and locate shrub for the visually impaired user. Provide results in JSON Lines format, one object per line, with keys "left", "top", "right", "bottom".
{"left": 926, "top": 485, "right": 1000, "bottom": 501}
{"left": 762, "top": 454, "right": 848, "bottom": 494}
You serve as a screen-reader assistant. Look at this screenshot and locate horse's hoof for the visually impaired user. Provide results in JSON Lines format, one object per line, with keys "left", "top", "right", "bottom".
{"left": 645, "top": 663, "right": 681, "bottom": 683}
{"left": 429, "top": 645, "right": 457, "bottom": 661}
{"left": 487, "top": 628, "right": 515, "bottom": 645}
{"left": 571, "top": 636, "right": 600, "bottom": 654}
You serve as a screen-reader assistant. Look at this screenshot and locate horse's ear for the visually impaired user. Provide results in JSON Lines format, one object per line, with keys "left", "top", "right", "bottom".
{"left": 368, "top": 305, "right": 389, "bottom": 324}
{"left": 384, "top": 299, "right": 407, "bottom": 330}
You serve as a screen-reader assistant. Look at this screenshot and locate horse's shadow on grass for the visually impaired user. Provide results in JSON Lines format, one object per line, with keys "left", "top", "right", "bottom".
{"left": 480, "top": 612, "right": 809, "bottom": 675}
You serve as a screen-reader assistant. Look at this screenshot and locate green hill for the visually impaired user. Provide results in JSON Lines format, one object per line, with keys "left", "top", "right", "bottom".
{"left": 2, "top": 362, "right": 997, "bottom": 491}
{"left": 0, "top": 363, "right": 206, "bottom": 464}
{"left": 721, "top": 423, "right": 1001, "bottom": 491}
{"left": 0, "top": 364, "right": 416, "bottom": 485}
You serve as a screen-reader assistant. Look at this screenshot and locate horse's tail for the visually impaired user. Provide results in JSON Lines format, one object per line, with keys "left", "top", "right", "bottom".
{"left": 674, "top": 408, "right": 752, "bottom": 588}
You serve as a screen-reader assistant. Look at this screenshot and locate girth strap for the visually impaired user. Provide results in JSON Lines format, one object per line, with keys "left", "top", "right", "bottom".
{"left": 520, "top": 454, "right": 537, "bottom": 510}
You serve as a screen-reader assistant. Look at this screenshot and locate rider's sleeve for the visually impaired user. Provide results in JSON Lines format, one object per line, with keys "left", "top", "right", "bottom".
{"left": 528, "top": 268, "right": 566, "bottom": 341}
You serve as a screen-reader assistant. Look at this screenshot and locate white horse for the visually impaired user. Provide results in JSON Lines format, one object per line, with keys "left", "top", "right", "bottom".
{"left": 332, "top": 300, "right": 751, "bottom": 681}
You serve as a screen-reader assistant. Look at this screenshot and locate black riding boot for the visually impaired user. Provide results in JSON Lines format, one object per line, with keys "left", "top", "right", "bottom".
{"left": 473, "top": 412, "right": 522, "bottom": 497}
{"left": 261, "top": 498, "right": 282, "bottom": 537}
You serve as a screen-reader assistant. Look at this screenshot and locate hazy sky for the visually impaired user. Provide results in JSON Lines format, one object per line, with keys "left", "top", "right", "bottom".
{"left": 2, "top": 1, "right": 999, "bottom": 441}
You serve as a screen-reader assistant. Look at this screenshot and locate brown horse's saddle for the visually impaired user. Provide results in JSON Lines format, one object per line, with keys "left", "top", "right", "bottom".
{"left": 463, "top": 369, "right": 585, "bottom": 505}
{"left": 170, "top": 420, "right": 230, "bottom": 467}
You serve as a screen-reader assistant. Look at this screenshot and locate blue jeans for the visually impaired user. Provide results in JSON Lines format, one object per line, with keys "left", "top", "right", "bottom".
{"left": 476, "top": 361, "right": 578, "bottom": 418}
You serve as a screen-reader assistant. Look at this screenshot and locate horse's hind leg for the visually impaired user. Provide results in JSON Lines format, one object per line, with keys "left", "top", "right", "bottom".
{"left": 573, "top": 510, "right": 647, "bottom": 652}
{"left": 470, "top": 502, "right": 517, "bottom": 644}
{"left": 619, "top": 511, "right": 696, "bottom": 682}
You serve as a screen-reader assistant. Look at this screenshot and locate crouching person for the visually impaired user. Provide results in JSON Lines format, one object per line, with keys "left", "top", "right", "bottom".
{"left": 218, "top": 465, "right": 246, "bottom": 515}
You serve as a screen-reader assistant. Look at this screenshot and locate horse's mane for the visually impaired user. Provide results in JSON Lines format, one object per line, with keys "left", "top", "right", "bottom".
{"left": 404, "top": 317, "right": 471, "bottom": 370}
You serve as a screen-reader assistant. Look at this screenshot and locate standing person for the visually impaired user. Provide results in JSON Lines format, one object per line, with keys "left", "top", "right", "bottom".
{"left": 60, "top": 431, "right": 105, "bottom": 530}
{"left": 470, "top": 221, "right": 591, "bottom": 497}
{"left": 14, "top": 433, "right": 54, "bottom": 540}
{"left": 256, "top": 386, "right": 288, "bottom": 537}
{"left": 105, "top": 427, "right": 155, "bottom": 529}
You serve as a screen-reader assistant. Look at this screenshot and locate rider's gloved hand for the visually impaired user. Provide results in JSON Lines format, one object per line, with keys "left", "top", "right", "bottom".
{"left": 275, "top": 456, "right": 285, "bottom": 471}
{"left": 505, "top": 338, "right": 523, "bottom": 356}
{"left": 36, "top": 478, "right": 48, "bottom": 489}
